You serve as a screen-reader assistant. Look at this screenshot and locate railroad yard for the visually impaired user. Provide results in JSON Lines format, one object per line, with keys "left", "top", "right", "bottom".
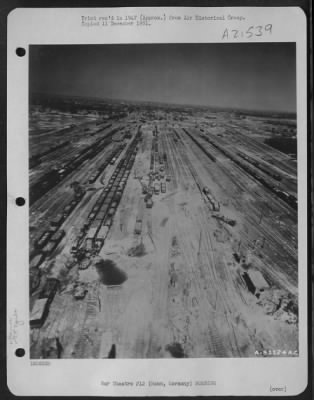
{"left": 29, "top": 96, "right": 299, "bottom": 359}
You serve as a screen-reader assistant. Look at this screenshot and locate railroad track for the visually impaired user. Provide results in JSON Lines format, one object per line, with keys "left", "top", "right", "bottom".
{"left": 30, "top": 132, "right": 116, "bottom": 206}
{"left": 165, "top": 138, "right": 232, "bottom": 355}
{"left": 185, "top": 130, "right": 298, "bottom": 260}
{"left": 74, "top": 129, "right": 142, "bottom": 256}
{"left": 203, "top": 158, "right": 297, "bottom": 291}
{"left": 166, "top": 131, "right": 191, "bottom": 185}
{"left": 74, "top": 284, "right": 100, "bottom": 358}
{"left": 175, "top": 126, "right": 297, "bottom": 298}
{"left": 176, "top": 223, "right": 229, "bottom": 356}
{"left": 181, "top": 127, "right": 217, "bottom": 163}
{"left": 161, "top": 130, "right": 178, "bottom": 188}
{"left": 207, "top": 323, "right": 229, "bottom": 357}
{"left": 163, "top": 131, "right": 182, "bottom": 184}
{"left": 225, "top": 125, "right": 297, "bottom": 176}
{"left": 171, "top": 132, "right": 244, "bottom": 355}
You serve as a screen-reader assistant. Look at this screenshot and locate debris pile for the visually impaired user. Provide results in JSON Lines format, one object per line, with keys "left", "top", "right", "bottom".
{"left": 257, "top": 289, "right": 298, "bottom": 324}
{"left": 128, "top": 242, "right": 146, "bottom": 257}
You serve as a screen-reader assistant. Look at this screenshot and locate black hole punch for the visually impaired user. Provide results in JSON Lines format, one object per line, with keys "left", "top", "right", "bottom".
{"left": 16, "top": 197, "right": 25, "bottom": 206}
{"left": 15, "top": 348, "right": 25, "bottom": 357}
{"left": 16, "top": 47, "right": 26, "bottom": 57}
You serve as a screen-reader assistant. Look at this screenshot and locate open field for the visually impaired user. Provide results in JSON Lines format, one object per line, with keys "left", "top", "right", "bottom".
{"left": 29, "top": 96, "right": 298, "bottom": 359}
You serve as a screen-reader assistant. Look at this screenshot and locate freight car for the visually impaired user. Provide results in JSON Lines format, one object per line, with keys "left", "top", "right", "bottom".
{"left": 154, "top": 183, "right": 160, "bottom": 195}
{"left": 42, "top": 230, "right": 65, "bottom": 255}
{"left": 38, "top": 277, "right": 60, "bottom": 304}
{"left": 35, "top": 231, "right": 52, "bottom": 249}
{"left": 50, "top": 229, "right": 65, "bottom": 243}
{"left": 30, "top": 134, "right": 113, "bottom": 205}
{"left": 134, "top": 219, "right": 142, "bottom": 235}
{"left": 30, "top": 253, "right": 45, "bottom": 269}
{"left": 30, "top": 298, "right": 50, "bottom": 328}
{"left": 146, "top": 198, "right": 153, "bottom": 208}
{"left": 29, "top": 267, "right": 41, "bottom": 294}
{"left": 237, "top": 152, "right": 282, "bottom": 181}
{"left": 43, "top": 241, "right": 58, "bottom": 255}
{"left": 50, "top": 214, "right": 64, "bottom": 228}
{"left": 30, "top": 278, "right": 60, "bottom": 328}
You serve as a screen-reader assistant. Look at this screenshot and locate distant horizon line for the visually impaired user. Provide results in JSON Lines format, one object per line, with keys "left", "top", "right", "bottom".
{"left": 30, "top": 91, "right": 297, "bottom": 117}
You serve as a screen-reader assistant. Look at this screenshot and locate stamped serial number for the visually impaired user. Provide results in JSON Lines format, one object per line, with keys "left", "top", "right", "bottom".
{"left": 255, "top": 349, "right": 298, "bottom": 356}
{"left": 222, "top": 24, "right": 272, "bottom": 40}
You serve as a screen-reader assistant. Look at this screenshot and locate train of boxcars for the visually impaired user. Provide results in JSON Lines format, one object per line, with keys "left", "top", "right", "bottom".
{"left": 29, "top": 143, "right": 126, "bottom": 270}
{"left": 30, "top": 129, "right": 136, "bottom": 277}
{"left": 29, "top": 123, "right": 114, "bottom": 169}
{"left": 30, "top": 140, "right": 71, "bottom": 169}
{"left": 73, "top": 129, "right": 142, "bottom": 261}
{"left": 30, "top": 128, "right": 142, "bottom": 328}
{"left": 30, "top": 125, "right": 122, "bottom": 205}
{"left": 31, "top": 128, "right": 140, "bottom": 277}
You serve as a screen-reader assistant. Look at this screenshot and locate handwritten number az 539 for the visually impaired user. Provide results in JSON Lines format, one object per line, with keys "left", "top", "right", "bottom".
{"left": 222, "top": 24, "right": 272, "bottom": 40}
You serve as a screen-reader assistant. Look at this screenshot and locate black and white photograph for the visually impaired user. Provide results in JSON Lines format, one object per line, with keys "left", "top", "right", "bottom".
{"left": 28, "top": 43, "right": 299, "bottom": 359}
{"left": 7, "top": 5, "right": 309, "bottom": 396}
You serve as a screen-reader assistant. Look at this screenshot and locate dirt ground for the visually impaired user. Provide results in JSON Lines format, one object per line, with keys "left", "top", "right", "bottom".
{"left": 29, "top": 110, "right": 299, "bottom": 359}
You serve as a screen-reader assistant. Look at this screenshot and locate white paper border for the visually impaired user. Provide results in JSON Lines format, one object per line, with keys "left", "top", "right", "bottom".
{"left": 7, "top": 7, "right": 308, "bottom": 396}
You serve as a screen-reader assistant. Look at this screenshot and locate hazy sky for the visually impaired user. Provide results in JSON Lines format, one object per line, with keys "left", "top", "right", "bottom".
{"left": 30, "top": 43, "right": 296, "bottom": 112}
